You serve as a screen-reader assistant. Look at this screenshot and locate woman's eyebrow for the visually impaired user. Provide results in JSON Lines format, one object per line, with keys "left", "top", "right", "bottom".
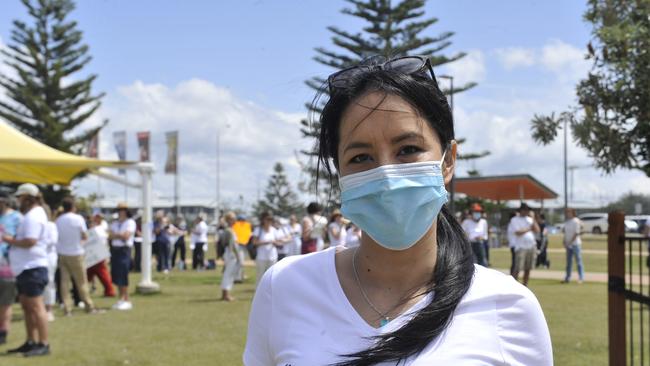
{"left": 391, "top": 132, "right": 425, "bottom": 145}
{"left": 343, "top": 141, "right": 372, "bottom": 154}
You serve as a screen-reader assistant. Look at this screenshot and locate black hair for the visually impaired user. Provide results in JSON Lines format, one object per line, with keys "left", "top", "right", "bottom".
{"left": 306, "top": 202, "right": 322, "bottom": 215}
{"left": 315, "top": 56, "right": 475, "bottom": 365}
{"left": 62, "top": 196, "right": 75, "bottom": 212}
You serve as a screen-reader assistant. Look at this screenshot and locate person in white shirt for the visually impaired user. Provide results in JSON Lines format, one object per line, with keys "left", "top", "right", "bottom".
{"left": 288, "top": 215, "right": 302, "bottom": 256}
{"left": 190, "top": 214, "right": 208, "bottom": 270}
{"left": 327, "top": 209, "right": 348, "bottom": 247}
{"left": 2, "top": 184, "right": 51, "bottom": 356}
{"left": 220, "top": 212, "right": 241, "bottom": 301}
{"left": 86, "top": 213, "right": 115, "bottom": 297}
{"left": 506, "top": 211, "right": 517, "bottom": 276}
{"left": 55, "top": 197, "right": 97, "bottom": 315}
{"left": 244, "top": 59, "right": 551, "bottom": 365}
{"left": 510, "top": 203, "right": 540, "bottom": 286}
{"left": 301, "top": 202, "right": 327, "bottom": 254}
{"left": 461, "top": 203, "right": 488, "bottom": 267}
{"left": 272, "top": 218, "right": 292, "bottom": 261}
{"left": 252, "top": 212, "right": 281, "bottom": 285}
{"left": 42, "top": 205, "right": 58, "bottom": 322}
{"left": 108, "top": 203, "right": 136, "bottom": 311}
{"left": 562, "top": 208, "right": 584, "bottom": 283}
{"left": 345, "top": 223, "right": 362, "bottom": 248}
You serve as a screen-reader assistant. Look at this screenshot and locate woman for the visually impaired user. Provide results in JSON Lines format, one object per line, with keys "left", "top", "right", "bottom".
{"left": 244, "top": 55, "right": 552, "bottom": 364}
{"left": 42, "top": 205, "right": 58, "bottom": 321}
{"left": 86, "top": 212, "right": 115, "bottom": 297}
{"left": 108, "top": 202, "right": 136, "bottom": 311}
{"left": 190, "top": 214, "right": 208, "bottom": 270}
{"left": 220, "top": 212, "right": 241, "bottom": 301}
{"left": 301, "top": 202, "right": 327, "bottom": 254}
{"left": 171, "top": 218, "right": 187, "bottom": 270}
{"left": 251, "top": 212, "right": 280, "bottom": 285}
{"left": 288, "top": 215, "right": 302, "bottom": 256}
{"left": 3, "top": 184, "right": 50, "bottom": 356}
{"left": 327, "top": 209, "right": 347, "bottom": 247}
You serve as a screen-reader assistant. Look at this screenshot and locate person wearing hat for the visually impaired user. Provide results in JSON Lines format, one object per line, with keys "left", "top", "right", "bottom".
{"left": 461, "top": 203, "right": 489, "bottom": 267}
{"left": 0, "top": 193, "right": 22, "bottom": 345}
{"left": 327, "top": 209, "right": 348, "bottom": 248}
{"left": 510, "top": 203, "right": 540, "bottom": 286}
{"left": 2, "top": 184, "right": 50, "bottom": 356}
{"left": 108, "top": 203, "right": 136, "bottom": 310}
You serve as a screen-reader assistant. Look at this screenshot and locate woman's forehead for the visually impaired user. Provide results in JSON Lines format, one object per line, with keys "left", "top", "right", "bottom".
{"left": 339, "top": 92, "right": 439, "bottom": 145}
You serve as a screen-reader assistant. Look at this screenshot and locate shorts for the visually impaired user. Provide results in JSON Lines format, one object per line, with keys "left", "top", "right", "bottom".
{"left": 514, "top": 248, "right": 536, "bottom": 273}
{"left": 0, "top": 279, "right": 17, "bottom": 306}
{"left": 15, "top": 267, "right": 48, "bottom": 297}
{"left": 111, "top": 246, "right": 131, "bottom": 287}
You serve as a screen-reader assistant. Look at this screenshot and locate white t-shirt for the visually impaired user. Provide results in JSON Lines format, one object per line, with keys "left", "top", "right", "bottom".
{"left": 45, "top": 221, "right": 58, "bottom": 255}
{"left": 192, "top": 221, "right": 209, "bottom": 243}
{"left": 345, "top": 227, "right": 361, "bottom": 248}
{"left": 304, "top": 214, "right": 327, "bottom": 240}
{"left": 253, "top": 226, "right": 281, "bottom": 262}
{"left": 289, "top": 223, "right": 302, "bottom": 256}
{"left": 110, "top": 218, "right": 137, "bottom": 247}
{"left": 244, "top": 247, "right": 552, "bottom": 365}
{"left": 510, "top": 216, "right": 537, "bottom": 250}
{"left": 56, "top": 212, "right": 88, "bottom": 256}
{"left": 327, "top": 222, "right": 347, "bottom": 247}
{"left": 564, "top": 217, "right": 582, "bottom": 246}
{"left": 10, "top": 206, "right": 49, "bottom": 276}
{"left": 461, "top": 218, "right": 488, "bottom": 242}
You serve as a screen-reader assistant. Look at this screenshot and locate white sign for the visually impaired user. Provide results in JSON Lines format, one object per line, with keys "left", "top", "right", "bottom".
{"left": 84, "top": 229, "right": 111, "bottom": 269}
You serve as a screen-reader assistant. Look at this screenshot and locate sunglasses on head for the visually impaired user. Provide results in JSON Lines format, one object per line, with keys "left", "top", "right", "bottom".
{"left": 327, "top": 55, "right": 437, "bottom": 93}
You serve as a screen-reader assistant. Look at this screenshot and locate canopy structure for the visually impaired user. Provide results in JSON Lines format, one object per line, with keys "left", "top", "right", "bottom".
{"left": 454, "top": 174, "right": 558, "bottom": 201}
{"left": 0, "top": 121, "right": 133, "bottom": 185}
{"left": 0, "top": 121, "right": 159, "bottom": 294}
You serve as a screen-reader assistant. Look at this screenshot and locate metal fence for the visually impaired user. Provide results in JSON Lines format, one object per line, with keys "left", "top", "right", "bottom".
{"left": 609, "top": 211, "right": 650, "bottom": 366}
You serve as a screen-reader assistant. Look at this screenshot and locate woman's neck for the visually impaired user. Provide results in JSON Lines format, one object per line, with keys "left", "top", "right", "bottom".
{"left": 356, "top": 224, "right": 437, "bottom": 294}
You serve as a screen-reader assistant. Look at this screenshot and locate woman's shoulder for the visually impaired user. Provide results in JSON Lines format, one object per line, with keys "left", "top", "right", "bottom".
{"left": 259, "top": 248, "right": 335, "bottom": 292}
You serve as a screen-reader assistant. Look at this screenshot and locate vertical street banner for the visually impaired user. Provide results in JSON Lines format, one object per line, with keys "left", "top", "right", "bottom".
{"left": 165, "top": 131, "right": 178, "bottom": 174}
{"left": 137, "top": 131, "right": 151, "bottom": 162}
{"left": 113, "top": 130, "right": 127, "bottom": 174}
{"left": 86, "top": 133, "right": 99, "bottom": 158}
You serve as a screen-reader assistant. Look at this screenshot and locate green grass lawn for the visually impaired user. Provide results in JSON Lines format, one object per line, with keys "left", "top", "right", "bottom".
{"left": 0, "top": 265, "right": 608, "bottom": 365}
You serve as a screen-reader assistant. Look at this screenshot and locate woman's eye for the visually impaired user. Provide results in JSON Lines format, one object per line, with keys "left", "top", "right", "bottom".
{"left": 398, "top": 145, "right": 422, "bottom": 156}
{"left": 350, "top": 154, "right": 372, "bottom": 164}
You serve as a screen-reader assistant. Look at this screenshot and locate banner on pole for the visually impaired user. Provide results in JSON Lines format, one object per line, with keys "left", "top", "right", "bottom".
{"left": 86, "top": 133, "right": 99, "bottom": 158}
{"left": 112, "top": 131, "right": 127, "bottom": 174}
{"left": 165, "top": 131, "right": 178, "bottom": 174}
{"left": 137, "top": 131, "right": 151, "bottom": 162}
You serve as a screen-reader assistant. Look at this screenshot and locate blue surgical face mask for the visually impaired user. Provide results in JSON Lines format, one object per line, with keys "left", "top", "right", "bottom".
{"left": 339, "top": 156, "right": 448, "bottom": 251}
{"left": 472, "top": 212, "right": 482, "bottom": 221}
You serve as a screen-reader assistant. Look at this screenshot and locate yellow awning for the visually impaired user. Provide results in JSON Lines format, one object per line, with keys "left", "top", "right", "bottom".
{"left": 0, "top": 121, "right": 134, "bottom": 185}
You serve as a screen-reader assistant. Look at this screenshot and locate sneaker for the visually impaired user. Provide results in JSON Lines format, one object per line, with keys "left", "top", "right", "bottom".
{"left": 23, "top": 343, "right": 50, "bottom": 357}
{"left": 7, "top": 340, "right": 35, "bottom": 353}
{"left": 111, "top": 300, "right": 124, "bottom": 310}
{"left": 47, "top": 311, "right": 55, "bottom": 322}
{"left": 115, "top": 301, "right": 132, "bottom": 311}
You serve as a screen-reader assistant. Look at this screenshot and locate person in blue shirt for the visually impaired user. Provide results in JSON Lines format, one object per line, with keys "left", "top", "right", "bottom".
{"left": 0, "top": 193, "right": 22, "bottom": 345}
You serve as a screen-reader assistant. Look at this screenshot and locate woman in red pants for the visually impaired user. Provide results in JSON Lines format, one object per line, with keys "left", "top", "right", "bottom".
{"left": 86, "top": 213, "right": 115, "bottom": 297}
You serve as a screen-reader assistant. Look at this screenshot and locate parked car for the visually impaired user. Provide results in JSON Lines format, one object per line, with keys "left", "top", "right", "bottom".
{"left": 578, "top": 212, "right": 639, "bottom": 234}
{"left": 626, "top": 215, "right": 650, "bottom": 234}
{"left": 579, "top": 213, "right": 608, "bottom": 234}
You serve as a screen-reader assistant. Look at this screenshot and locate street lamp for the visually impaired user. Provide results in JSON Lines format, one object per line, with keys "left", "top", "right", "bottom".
{"left": 438, "top": 74, "right": 456, "bottom": 214}
{"left": 216, "top": 123, "right": 231, "bottom": 219}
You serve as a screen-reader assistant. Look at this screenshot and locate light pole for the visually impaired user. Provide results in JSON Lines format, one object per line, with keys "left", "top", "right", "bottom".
{"left": 216, "top": 124, "right": 231, "bottom": 219}
{"left": 563, "top": 118, "right": 568, "bottom": 214}
{"left": 438, "top": 74, "right": 455, "bottom": 214}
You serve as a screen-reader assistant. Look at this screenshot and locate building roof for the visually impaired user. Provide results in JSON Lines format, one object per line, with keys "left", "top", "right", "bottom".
{"left": 454, "top": 174, "right": 558, "bottom": 201}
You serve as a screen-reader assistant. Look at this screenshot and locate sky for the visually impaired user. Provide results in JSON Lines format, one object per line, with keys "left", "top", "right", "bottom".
{"left": 1, "top": 0, "right": 648, "bottom": 211}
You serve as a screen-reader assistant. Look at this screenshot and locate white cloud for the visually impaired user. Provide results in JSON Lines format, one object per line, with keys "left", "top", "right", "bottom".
{"left": 494, "top": 47, "right": 535, "bottom": 70}
{"left": 540, "top": 39, "right": 591, "bottom": 82}
{"left": 73, "top": 79, "right": 313, "bottom": 210}
{"left": 443, "top": 50, "right": 485, "bottom": 85}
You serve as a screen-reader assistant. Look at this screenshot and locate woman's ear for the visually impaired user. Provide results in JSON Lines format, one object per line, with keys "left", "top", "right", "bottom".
{"left": 443, "top": 140, "right": 457, "bottom": 186}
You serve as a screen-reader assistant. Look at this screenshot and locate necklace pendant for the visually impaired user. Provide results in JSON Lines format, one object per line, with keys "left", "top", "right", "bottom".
{"left": 380, "top": 317, "right": 390, "bottom": 327}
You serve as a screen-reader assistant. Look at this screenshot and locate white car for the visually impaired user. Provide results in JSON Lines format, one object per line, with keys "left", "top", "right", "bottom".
{"left": 579, "top": 213, "right": 639, "bottom": 234}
